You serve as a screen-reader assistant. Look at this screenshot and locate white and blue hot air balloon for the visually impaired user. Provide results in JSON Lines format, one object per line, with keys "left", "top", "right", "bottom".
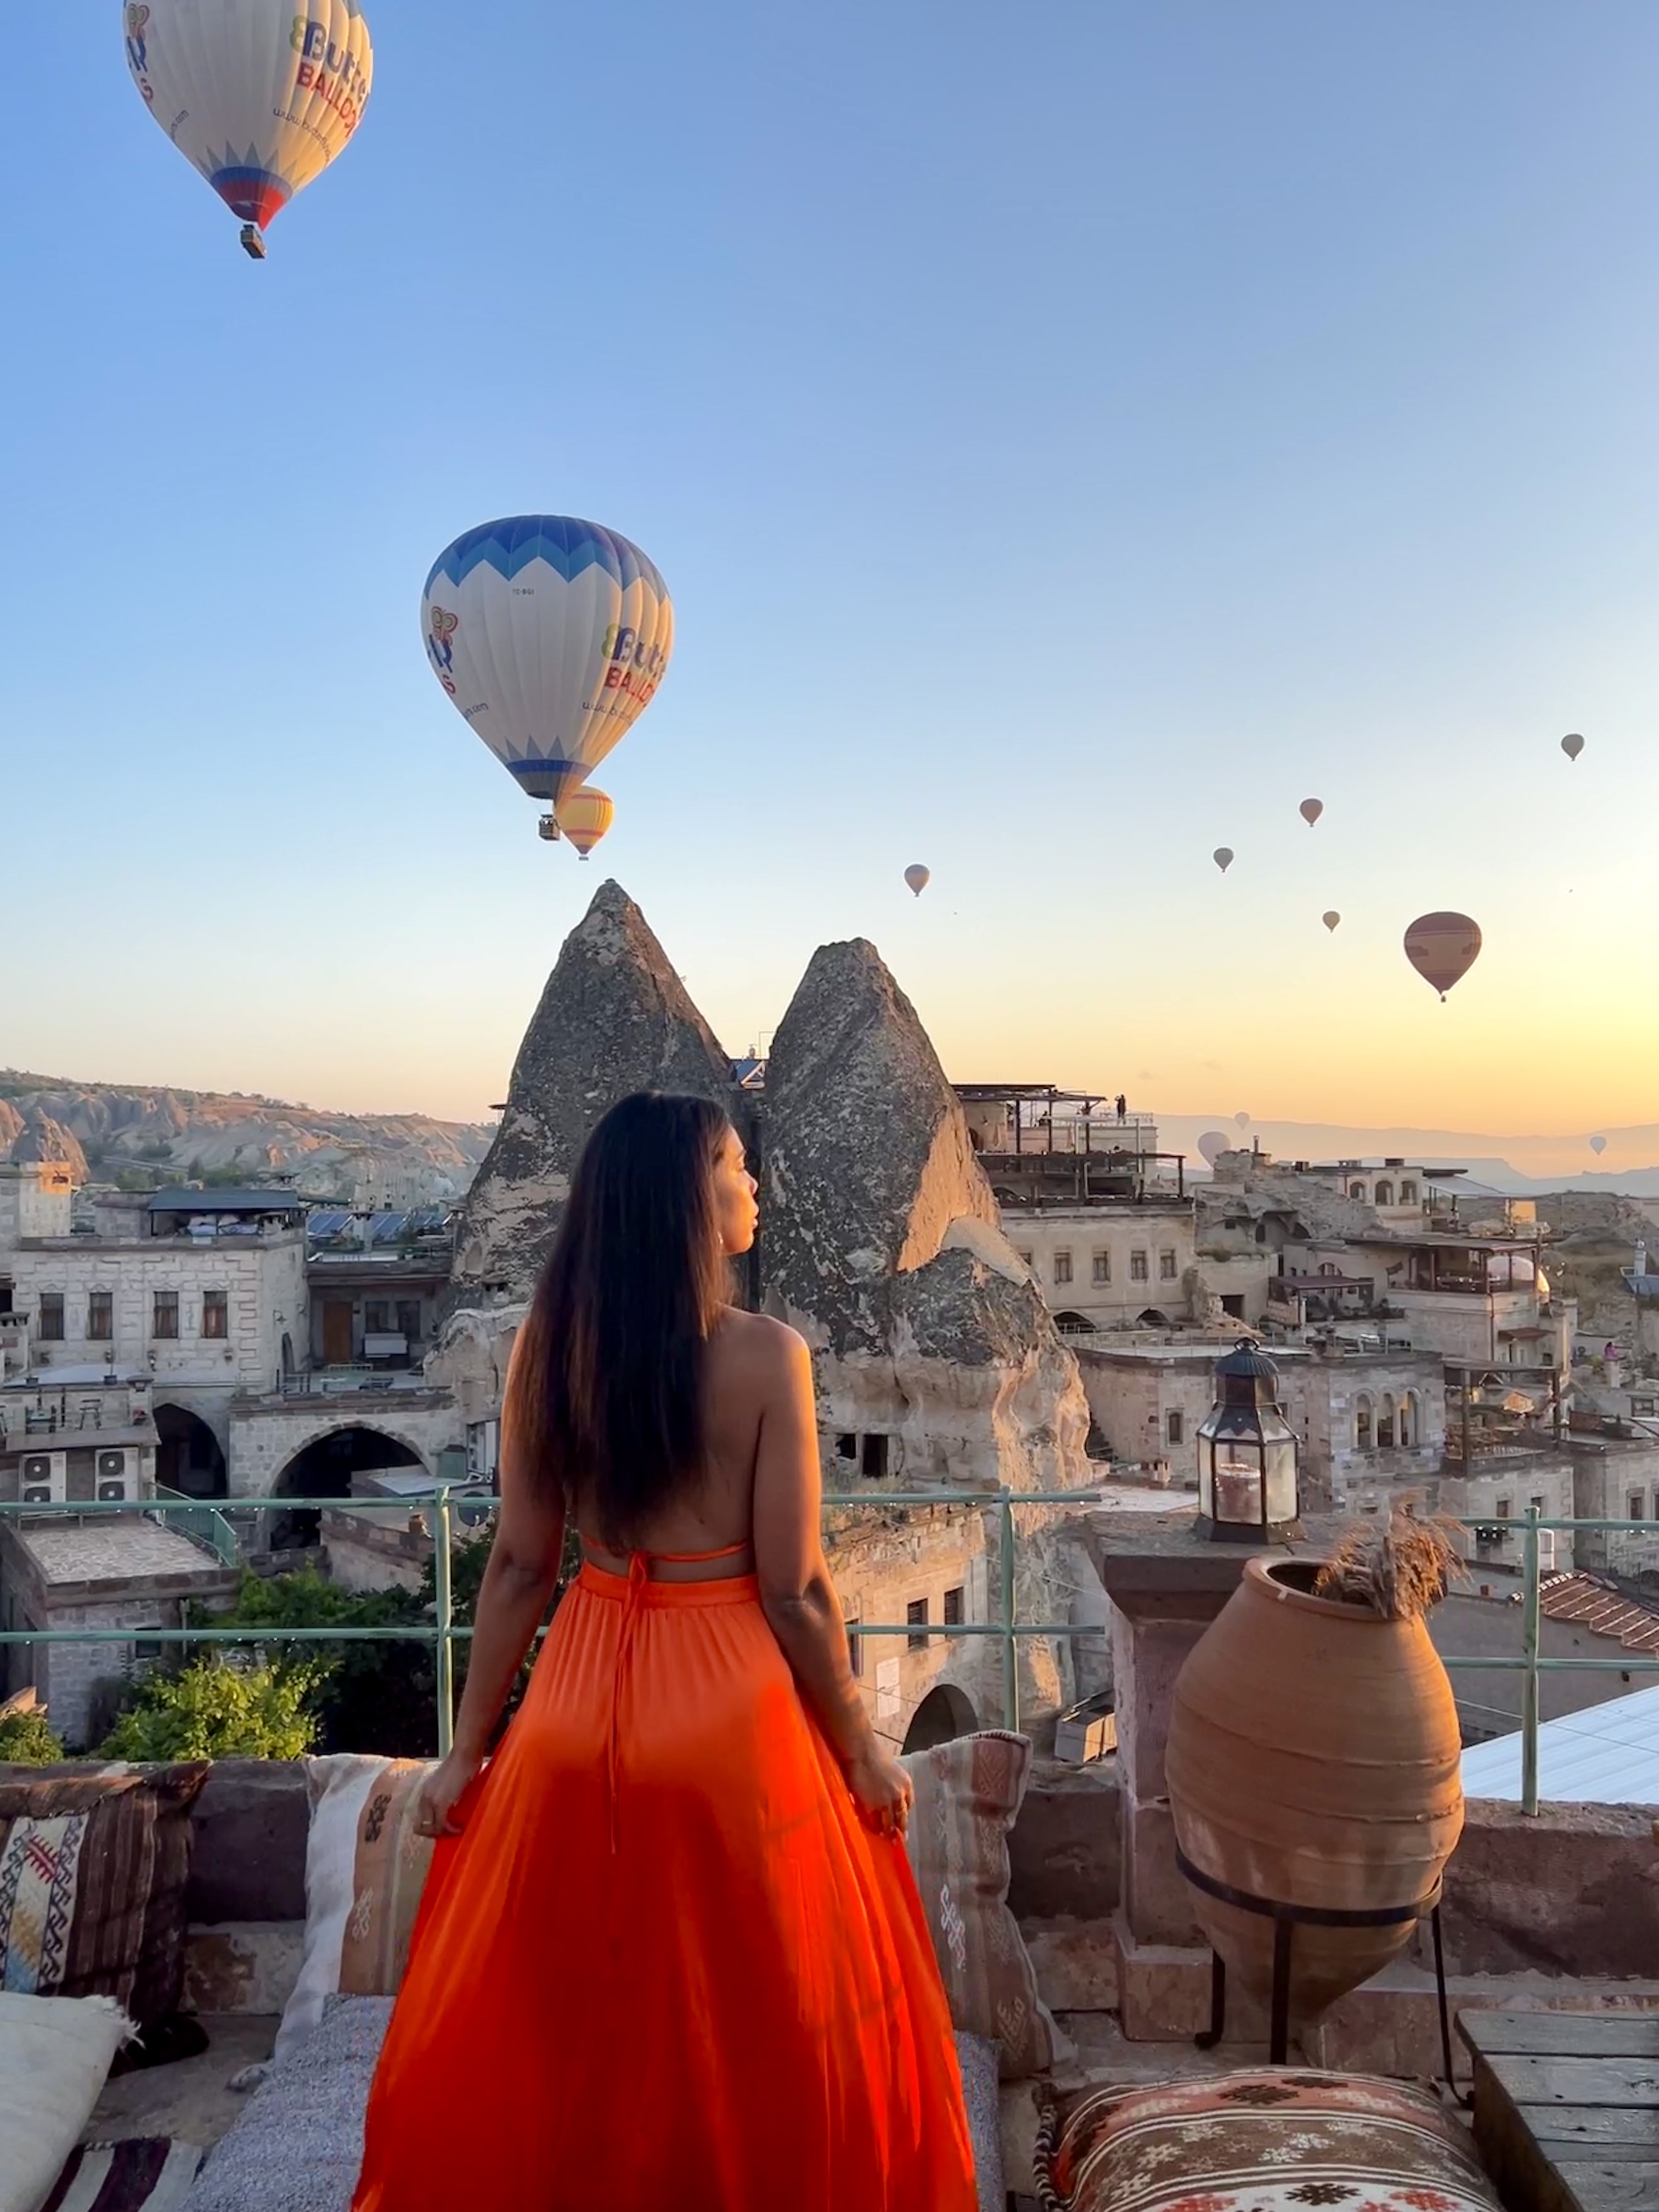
{"left": 421, "top": 517, "right": 674, "bottom": 829}
{"left": 125, "top": 1, "right": 373, "bottom": 257}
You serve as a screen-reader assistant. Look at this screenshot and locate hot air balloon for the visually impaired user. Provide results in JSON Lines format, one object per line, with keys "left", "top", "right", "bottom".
{"left": 125, "top": 1, "right": 374, "bottom": 258}
{"left": 905, "top": 865, "right": 931, "bottom": 898}
{"left": 1322, "top": 911, "right": 1341, "bottom": 933}
{"left": 1213, "top": 848, "right": 1234, "bottom": 873}
{"left": 1403, "top": 912, "right": 1482, "bottom": 1000}
{"left": 1197, "top": 1131, "right": 1229, "bottom": 1167}
{"left": 1234, "top": 1112, "right": 1251, "bottom": 1130}
{"left": 422, "top": 518, "right": 673, "bottom": 832}
{"left": 556, "top": 787, "right": 615, "bottom": 860}
{"left": 1300, "top": 798, "right": 1324, "bottom": 827}
{"left": 1590, "top": 1134, "right": 1608, "bottom": 1156}
{"left": 1562, "top": 733, "right": 1585, "bottom": 762}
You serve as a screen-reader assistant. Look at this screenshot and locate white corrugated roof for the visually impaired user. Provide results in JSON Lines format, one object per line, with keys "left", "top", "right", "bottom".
{"left": 1460, "top": 1682, "right": 1659, "bottom": 1804}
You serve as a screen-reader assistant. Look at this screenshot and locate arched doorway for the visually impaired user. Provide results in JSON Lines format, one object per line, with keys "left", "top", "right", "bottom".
{"left": 901, "top": 1683, "right": 978, "bottom": 1754}
{"left": 273, "top": 1425, "right": 424, "bottom": 1550}
{"left": 154, "top": 1405, "right": 227, "bottom": 1499}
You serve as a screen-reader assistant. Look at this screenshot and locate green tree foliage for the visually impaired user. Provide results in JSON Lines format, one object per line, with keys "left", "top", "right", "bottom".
{"left": 98, "top": 1657, "right": 321, "bottom": 1761}
{"left": 0, "top": 1707, "right": 66, "bottom": 1765}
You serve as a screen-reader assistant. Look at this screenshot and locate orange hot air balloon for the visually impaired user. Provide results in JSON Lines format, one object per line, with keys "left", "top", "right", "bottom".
{"left": 1403, "top": 911, "right": 1482, "bottom": 1000}
{"left": 1322, "top": 911, "right": 1341, "bottom": 933}
{"left": 1300, "top": 798, "right": 1324, "bottom": 827}
{"left": 1561, "top": 732, "right": 1584, "bottom": 762}
{"left": 556, "top": 786, "right": 615, "bottom": 860}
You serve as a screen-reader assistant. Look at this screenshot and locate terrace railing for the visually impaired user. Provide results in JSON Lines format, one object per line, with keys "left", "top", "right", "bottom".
{"left": 0, "top": 1487, "right": 1109, "bottom": 1757}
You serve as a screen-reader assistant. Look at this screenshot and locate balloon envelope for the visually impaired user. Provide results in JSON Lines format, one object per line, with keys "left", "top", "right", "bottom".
{"left": 126, "top": 0, "right": 373, "bottom": 241}
{"left": 1300, "top": 798, "right": 1324, "bottom": 826}
{"left": 1234, "top": 1111, "right": 1251, "bottom": 1130}
{"left": 556, "top": 786, "right": 614, "bottom": 860}
{"left": 904, "top": 865, "right": 931, "bottom": 898}
{"left": 1562, "top": 732, "right": 1584, "bottom": 761}
{"left": 1403, "top": 912, "right": 1482, "bottom": 999}
{"left": 1590, "top": 1134, "right": 1608, "bottom": 1155}
{"left": 1197, "top": 1131, "right": 1229, "bottom": 1166}
{"left": 1212, "top": 848, "right": 1234, "bottom": 873}
{"left": 422, "top": 517, "right": 673, "bottom": 817}
{"left": 1322, "top": 911, "right": 1341, "bottom": 933}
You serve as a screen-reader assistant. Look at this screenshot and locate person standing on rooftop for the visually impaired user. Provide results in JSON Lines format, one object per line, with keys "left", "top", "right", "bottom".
{"left": 351, "top": 1090, "right": 977, "bottom": 2211}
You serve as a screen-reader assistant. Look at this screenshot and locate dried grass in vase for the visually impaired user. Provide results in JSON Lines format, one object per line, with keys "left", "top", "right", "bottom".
{"left": 1313, "top": 1506, "right": 1467, "bottom": 1622}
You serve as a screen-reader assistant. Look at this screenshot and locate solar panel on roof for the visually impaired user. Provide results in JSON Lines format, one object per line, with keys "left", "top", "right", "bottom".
{"left": 307, "top": 1210, "right": 352, "bottom": 1239}
{"left": 370, "top": 1212, "right": 408, "bottom": 1243}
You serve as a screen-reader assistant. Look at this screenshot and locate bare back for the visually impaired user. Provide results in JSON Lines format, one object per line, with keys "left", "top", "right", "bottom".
{"left": 577, "top": 1308, "right": 817, "bottom": 1586}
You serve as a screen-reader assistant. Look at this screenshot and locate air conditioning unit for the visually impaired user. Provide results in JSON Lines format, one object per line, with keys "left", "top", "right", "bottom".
{"left": 97, "top": 1448, "right": 134, "bottom": 1503}
{"left": 20, "top": 1452, "right": 64, "bottom": 1505}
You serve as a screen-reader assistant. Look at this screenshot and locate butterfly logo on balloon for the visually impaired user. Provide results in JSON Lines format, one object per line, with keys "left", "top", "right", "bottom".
{"left": 426, "top": 607, "right": 459, "bottom": 693}
{"left": 126, "top": 5, "right": 153, "bottom": 96}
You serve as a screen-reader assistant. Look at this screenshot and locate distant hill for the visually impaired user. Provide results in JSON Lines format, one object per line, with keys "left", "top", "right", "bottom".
{"left": 0, "top": 1071, "right": 494, "bottom": 1206}
{"left": 1158, "top": 1111, "right": 1659, "bottom": 1194}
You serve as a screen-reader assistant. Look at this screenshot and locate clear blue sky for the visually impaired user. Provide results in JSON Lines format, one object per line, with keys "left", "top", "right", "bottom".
{"left": 7, "top": 3, "right": 1659, "bottom": 1144}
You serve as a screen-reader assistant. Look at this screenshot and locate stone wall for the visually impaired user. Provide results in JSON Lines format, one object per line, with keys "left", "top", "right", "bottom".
{"left": 225, "top": 1392, "right": 462, "bottom": 1498}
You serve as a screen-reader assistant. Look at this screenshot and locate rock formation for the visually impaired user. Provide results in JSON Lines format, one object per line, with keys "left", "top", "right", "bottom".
{"left": 9, "top": 1112, "right": 89, "bottom": 1182}
{"left": 448, "top": 879, "right": 735, "bottom": 1301}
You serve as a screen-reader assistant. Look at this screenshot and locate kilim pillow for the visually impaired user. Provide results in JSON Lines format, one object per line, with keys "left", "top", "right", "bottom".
{"left": 1037, "top": 2067, "right": 1501, "bottom": 2212}
{"left": 273, "top": 1754, "right": 435, "bottom": 2065}
{"left": 0, "top": 1764, "right": 209, "bottom": 2029}
{"left": 900, "top": 1729, "right": 1058, "bottom": 2081}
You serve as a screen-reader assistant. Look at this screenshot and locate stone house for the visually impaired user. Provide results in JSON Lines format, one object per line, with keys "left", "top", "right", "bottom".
{"left": 998, "top": 1199, "right": 1198, "bottom": 1332}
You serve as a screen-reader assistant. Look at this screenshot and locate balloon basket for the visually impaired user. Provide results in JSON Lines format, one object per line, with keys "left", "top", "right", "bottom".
{"left": 239, "top": 224, "right": 267, "bottom": 261}
{"left": 537, "top": 815, "right": 562, "bottom": 843}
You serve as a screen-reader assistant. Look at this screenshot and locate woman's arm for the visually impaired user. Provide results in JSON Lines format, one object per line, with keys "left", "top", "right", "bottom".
{"left": 751, "top": 1323, "right": 912, "bottom": 1835}
{"left": 419, "top": 1324, "right": 566, "bottom": 1833}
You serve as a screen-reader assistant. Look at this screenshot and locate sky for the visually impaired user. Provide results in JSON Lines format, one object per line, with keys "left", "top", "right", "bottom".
{"left": 5, "top": 3, "right": 1659, "bottom": 1154}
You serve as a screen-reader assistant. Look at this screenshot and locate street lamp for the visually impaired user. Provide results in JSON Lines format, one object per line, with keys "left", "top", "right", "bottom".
{"left": 1196, "top": 1338, "right": 1301, "bottom": 1542}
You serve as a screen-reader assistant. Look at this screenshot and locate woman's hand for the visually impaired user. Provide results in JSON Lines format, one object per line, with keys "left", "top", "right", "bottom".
{"left": 845, "top": 1743, "right": 913, "bottom": 1843}
{"left": 414, "top": 1746, "right": 486, "bottom": 1841}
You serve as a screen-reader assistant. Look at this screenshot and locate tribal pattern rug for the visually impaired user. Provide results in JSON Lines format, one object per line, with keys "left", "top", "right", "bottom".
{"left": 40, "top": 2140, "right": 202, "bottom": 2212}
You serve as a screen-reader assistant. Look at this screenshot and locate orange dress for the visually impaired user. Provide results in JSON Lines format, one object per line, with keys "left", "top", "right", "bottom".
{"left": 351, "top": 1551, "right": 978, "bottom": 2211}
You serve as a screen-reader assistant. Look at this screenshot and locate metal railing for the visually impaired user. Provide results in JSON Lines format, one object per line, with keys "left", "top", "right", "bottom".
{"left": 0, "top": 1486, "right": 1108, "bottom": 1758}
{"left": 146, "top": 1484, "right": 240, "bottom": 1567}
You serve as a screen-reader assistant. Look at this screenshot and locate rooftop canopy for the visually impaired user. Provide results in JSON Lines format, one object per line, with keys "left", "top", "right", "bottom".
{"left": 146, "top": 1188, "right": 306, "bottom": 1216}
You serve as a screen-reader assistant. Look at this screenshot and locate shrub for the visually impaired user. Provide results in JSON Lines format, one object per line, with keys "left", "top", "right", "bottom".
{"left": 0, "top": 1707, "right": 66, "bottom": 1765}
{"left": 98, "top": 1656, "right": 323, "bottom": 1761}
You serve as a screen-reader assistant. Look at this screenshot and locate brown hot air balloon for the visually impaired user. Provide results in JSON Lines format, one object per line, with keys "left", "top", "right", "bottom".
{"left": 1299, "top": 798, "right": 1324, "bottom": 827}
{"left": 1403, "top": 912, "right": 1482, "bottom": 1000}
{"left": 1322, "top": 911, "right": 1341, "bottom": 933}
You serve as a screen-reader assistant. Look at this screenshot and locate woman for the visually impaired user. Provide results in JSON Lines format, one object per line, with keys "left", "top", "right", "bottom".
{"left": 352, "top": 1093, "right": 977, "bottom": 2211}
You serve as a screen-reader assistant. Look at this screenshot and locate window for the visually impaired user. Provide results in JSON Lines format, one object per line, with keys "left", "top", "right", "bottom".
{"left": 835, "top": 1433, "right": 857, "bottom": 1463}
{"left": 860, "top": 1433, "right": 889, "bottom": 1480}
{"left": 1053, "top": 1251, "right": 1073, "bottom": 1286}
{"left": 1377, "top": 1395, "right": 1396, "bottom": 1449}
{"left": 201, "top": 1290, "right": 228, "bottom": 1340}
{"left": 364, "top": 1300, "right": 390, "bottom": 1334}
{"left": 151, "top": 1291, "right": 179, "bottom": 1339}
{"left": 1015, "top": 1251, "right": 1033, "bottom": 1270}
{"left": 87, "top": 1292, "right": 114, "bottom": 1341}
{"left": 1630, "top": 1494, "right": 1646, "bottom": 1522}
{"left": 1400, "top": 1181, "right": 1418, "bottom": 1204}
{"left": 943, "top": 1585, "right": 964, "bottom": 1627}
{"left": 1374, "top": 1181, "right": 1393, "bottom": 1206}
{"left": 1166, "top": 1410, "right": 1184, "bottom": 1446}
{"left": 1401, "top": 1391, "right": 1418, "bottom": 1448}
{"left": 396, "top": 1300, "right": 421, "bottom": 1341}
{"left": 0, "top": 1282, "right": 11, "bottom": 1316}
{"left": 38, "top": 1293, "right": 63, "bottom": 1341}
{"left": 1159, "top": 1249, "right": 1178, "bottom": 1281}
{"left": 1355, "top": 1396, "right": 1373, "bottom": 1451}
{"left": 1092, "top": 1251, "right": 1110, "bottom": 1284}
{"left": 1530, "top": 1494, "right": 1545, "bottom": 1514}
{"left": 1348, "top": 1183, "right": 1367, "bottom": 1201}
{"left": 1496, "top": 1497, "right": 1511, "bottom": 1524}
{"left": 906, "top": 1598, "right": 929, "bottom": 1652}
{"left": 1130, "top": 1250, "right": 1149, "bottom": 1283}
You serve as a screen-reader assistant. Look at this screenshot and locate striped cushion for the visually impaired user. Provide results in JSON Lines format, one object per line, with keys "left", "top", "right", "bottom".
{"left": 0, "top": 1767, "right": 210, "bottom": 2028}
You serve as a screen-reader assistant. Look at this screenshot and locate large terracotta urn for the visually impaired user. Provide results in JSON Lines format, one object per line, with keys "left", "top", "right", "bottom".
{"left": 1165, "top": 1554, "right": 1464, "bottom": 2022}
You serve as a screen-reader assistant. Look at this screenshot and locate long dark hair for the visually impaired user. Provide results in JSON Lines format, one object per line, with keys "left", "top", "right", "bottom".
{"left": 506, "top": 1092, "right": 733, "bottom": 1545}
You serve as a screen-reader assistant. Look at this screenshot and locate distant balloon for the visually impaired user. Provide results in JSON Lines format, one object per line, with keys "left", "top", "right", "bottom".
{"left": 1589, "top": 1134, "right": 1608, "bottom": 1156}
{"left": 125, "top": 0, "right": 374, "bottom": 257}
{"left": 1234, "top": 1111, "right": 1251, "bottom": 1130}
{"left": 1197, "top": 1131, "right": 1229, "bottom": 1166}
{"left": 556, "top": 786, "right": 614, "bottom": 860}
{"left": 1212, "top": 848, "right": 1234, "bottom": 874}
{"left": 1561, "top": 733, "right": 1585, "bottom": 762}
{"left": 1300, "top": 798, "right": 1324, "bottom": 827}
{"left": 1322, "top": 911, "right": 1341, "bottom": 933}
{"left": 422, "top": 517, "right": 672, "bottom": 831}
{"left": 1403, "top": 911, "right": 1482, "bottom": 1000}
{"left": 904, "top": 865, "right": 931, "bottom": 898}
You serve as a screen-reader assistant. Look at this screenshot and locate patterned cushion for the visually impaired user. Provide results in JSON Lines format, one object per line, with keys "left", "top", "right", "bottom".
{"left": 42, "top": 2140, "right": 203, "bottom": 2211}
{"left": 1040, "top": 2067, "right": 1501, "bottom": 2212}
{"left": 901, "top": 1729, "right": 1057, "bottom": 2080}
{"left": 273, "top": 1756, "right": 433, "bottom": 2065}
{"left": 0, "top": 1766, "right": 209, "bottom": 2028}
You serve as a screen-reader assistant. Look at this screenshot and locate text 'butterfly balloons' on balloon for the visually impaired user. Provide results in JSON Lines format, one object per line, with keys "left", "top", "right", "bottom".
{"left": 421, "top": 517, "right": 673, "bottom": 840}
{"left": 905, "top": 865, "right": 931, "bottom": 898}
{"left": 1197, "top": 1131, "right": 1230, "bottom": 1167}
{"left": 125, "top": 0, "right": 373, "bottom": 258}
{"left": 1403, "top": 912, "right": 1482, "bottom": 1000}
{"left": 1213, "top": 848, "right": 1234, "bottom": 874}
